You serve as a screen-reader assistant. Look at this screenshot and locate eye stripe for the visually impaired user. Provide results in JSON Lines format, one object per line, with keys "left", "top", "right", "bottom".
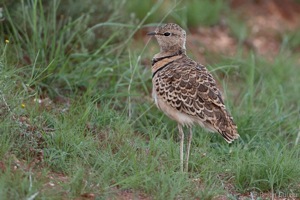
{"left": 155, "top": 32, "right": 178, "bottom": 36}
{"left": 156, "top": 32, "right": 178, "bottom": 36}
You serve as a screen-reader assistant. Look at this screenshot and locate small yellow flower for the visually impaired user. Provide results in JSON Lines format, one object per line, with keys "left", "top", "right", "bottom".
{"left": 5, "top": 39, "right": 9, "bottom": 44}
{"left": 21, "top": 103, "right": 26, "bottom": 108}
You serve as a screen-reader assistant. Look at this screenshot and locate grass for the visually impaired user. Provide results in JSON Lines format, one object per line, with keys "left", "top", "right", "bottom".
{"left": 126, "top": 0, "right": 228, "bottom": 27}
{"left": 1, "top": 0, "right": 300, "bottom": 199}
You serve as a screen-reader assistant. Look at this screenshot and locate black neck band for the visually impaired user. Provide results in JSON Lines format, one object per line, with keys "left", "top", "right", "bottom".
{"left": 152, "top": 50, "right": 184, "bottom": 78}
{"left": 151, "top": 49, "right": 184, "bottom": 66}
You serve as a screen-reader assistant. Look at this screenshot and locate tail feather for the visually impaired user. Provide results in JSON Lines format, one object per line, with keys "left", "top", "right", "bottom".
{"left": 221, "top": 128, "right": 239, "bottom": 143}
{"left": 220, "top": 118, "right": 239, "bottom": 143}
{"left": 213, "top": 108, "right": 239, "bottom": 143}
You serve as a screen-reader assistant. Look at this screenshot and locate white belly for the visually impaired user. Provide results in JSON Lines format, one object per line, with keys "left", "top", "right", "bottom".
{"left": 152, "top": 89, "right": 195, "bottom": 127}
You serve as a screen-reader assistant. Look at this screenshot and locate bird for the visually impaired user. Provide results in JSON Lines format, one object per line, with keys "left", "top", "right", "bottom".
{"left": 148, "top": 23, "right": 239, "bottom": 172}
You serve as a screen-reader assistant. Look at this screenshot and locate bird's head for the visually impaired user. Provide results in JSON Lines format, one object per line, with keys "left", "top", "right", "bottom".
{"left": 148, "top": 23, "right": 186, "bottom": 53}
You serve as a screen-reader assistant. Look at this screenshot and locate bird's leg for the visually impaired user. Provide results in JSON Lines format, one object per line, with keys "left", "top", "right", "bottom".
{"left": 178, "top": 124, "right": 184, "bottom": 172}
{"left": 185, "top": 127, "right": 193, "bottom": 172}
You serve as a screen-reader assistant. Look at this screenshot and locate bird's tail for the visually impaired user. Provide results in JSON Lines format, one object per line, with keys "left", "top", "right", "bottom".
{"left": 210, "top": 107, "right": 239, "bottom": 143}
{"left": 219, "top": 115, "right": 239, "bottom": 143}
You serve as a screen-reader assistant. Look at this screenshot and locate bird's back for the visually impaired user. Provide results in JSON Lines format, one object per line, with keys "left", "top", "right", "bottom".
{"left": 152, "top": 54, "right": 239, "bottom": 143}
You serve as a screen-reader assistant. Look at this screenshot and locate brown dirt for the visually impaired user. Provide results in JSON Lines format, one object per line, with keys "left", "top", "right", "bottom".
{"left": 108, "top": 188, "right": 151, "bottom": 200}
{"left": 188, "top": 0, "right": 300, "bottom": 64}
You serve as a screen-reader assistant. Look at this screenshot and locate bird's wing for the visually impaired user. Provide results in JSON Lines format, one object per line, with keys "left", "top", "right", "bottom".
{"left": 154, "top": 58, "right": 239, "bottom": 142}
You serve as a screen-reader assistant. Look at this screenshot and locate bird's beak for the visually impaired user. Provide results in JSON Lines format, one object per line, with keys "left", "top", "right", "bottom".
{"left": 147, "top": 31, "right": 157, "bottom": 36}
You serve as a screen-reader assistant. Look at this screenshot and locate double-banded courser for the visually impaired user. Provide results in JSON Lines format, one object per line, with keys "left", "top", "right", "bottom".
{"left": 148, "top": 23, "right": 239, "bottom": 172}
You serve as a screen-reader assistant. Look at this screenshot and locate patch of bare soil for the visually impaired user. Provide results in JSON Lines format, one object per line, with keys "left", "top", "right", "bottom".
{"left": 232, "top": 0, "right": 300, "bottom": 57}
{"left": 188, "top": 0, "right": 300, "bottom": 63}
{"left": 187, "top": 25, "right": 238, "bottom": 64}
{"left": 108, "top": 188, "right": 151, "bottom": 200}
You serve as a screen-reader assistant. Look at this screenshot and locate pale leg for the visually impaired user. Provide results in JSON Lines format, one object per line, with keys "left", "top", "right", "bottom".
{"left": 185, "top": 127, "right": 193, "bottom": 172}
{"left": 178, "top": 124, "right": 184, "bottom": 172}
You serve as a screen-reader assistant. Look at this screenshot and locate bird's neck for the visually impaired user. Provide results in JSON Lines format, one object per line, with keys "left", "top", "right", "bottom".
{"left": 151, "top": 48, "right": 186, "bottom": 78}
{"left": 154, "top": 48, "right": 186, "bottom": 61}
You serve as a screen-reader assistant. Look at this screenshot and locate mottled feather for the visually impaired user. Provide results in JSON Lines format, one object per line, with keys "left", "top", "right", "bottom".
{"left": 149, "top": 23, "right": 239, "bottom": 171}
{"left": 151, "top": 24, "right": 239, "bottom": 143}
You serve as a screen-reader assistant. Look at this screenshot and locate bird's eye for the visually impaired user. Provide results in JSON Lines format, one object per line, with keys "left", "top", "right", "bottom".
{"left": 164, "top": 32, "right": 171, "bottom": 36}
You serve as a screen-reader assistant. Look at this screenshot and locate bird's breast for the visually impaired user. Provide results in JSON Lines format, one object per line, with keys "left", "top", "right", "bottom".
{"left": 152, "top": 55, "right": 182, "bottom": 76}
